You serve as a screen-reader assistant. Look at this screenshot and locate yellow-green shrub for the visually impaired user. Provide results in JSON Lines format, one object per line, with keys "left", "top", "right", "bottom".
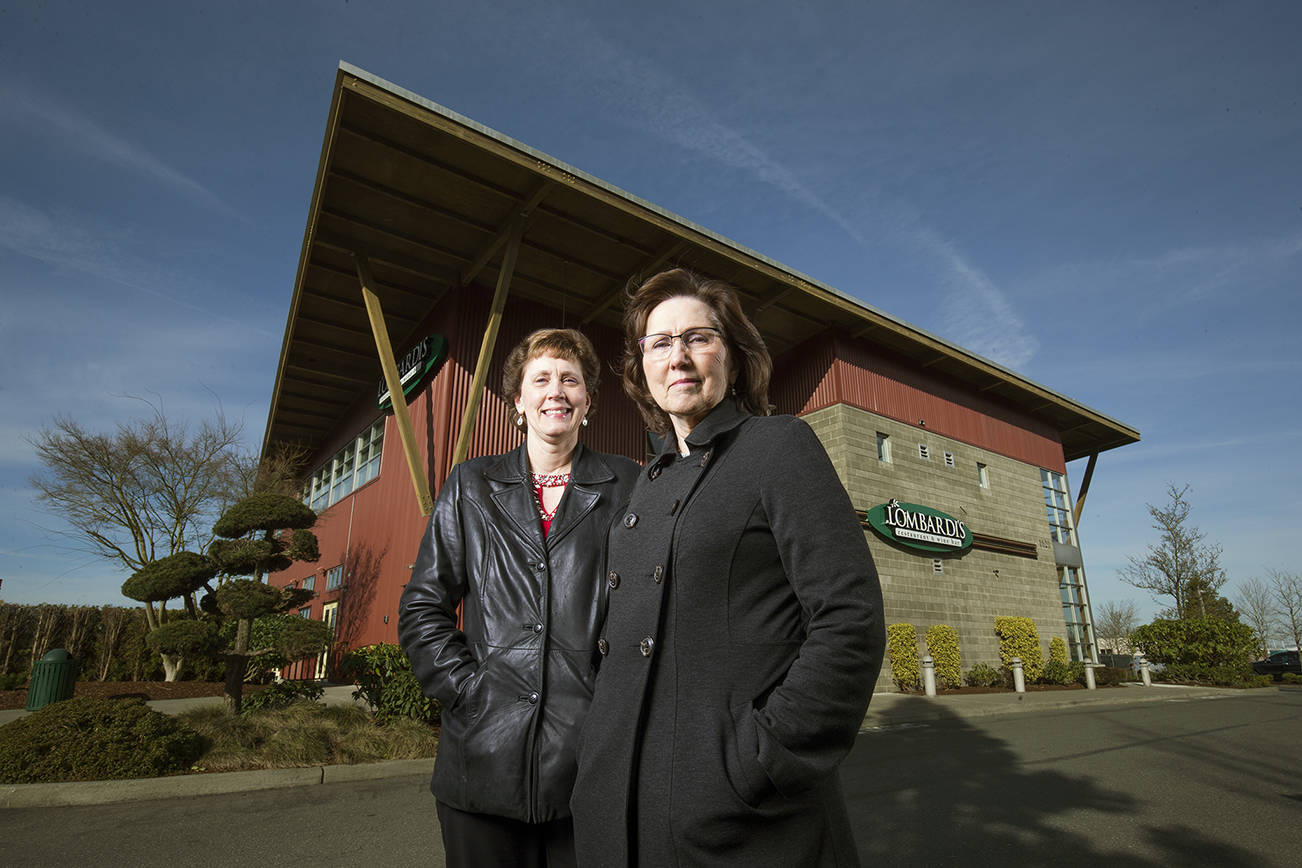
{"left": 994, "top": 616, "right": 1044, "bottom": 682}
{"left": 887, "top": 623, "right": 921, "bottom": 690}
{"left": 925, "top": 624, "right": 962, "bottom": 688}
{"left": 1049, "top": 636, "right": 1069, "bottom": 666}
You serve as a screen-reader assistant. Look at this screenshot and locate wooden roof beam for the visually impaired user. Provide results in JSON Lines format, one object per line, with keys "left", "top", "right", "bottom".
{"left": 461, "top": 180, "right": 554, "bottom": 287}
{"left": 582, "top": 239, "right": 688, "bottom": 325}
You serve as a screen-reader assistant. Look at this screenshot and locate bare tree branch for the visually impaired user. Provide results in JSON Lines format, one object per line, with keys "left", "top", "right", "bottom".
{"left": 1119, "top": 484, "right": 1228, "bottom": 620}
{"left": 1233, "top": 577, "right": 1278, "bottom": 657}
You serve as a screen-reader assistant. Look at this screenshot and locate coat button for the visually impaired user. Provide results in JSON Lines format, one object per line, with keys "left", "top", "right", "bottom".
{"left": 598, "top": 638, "right": 609, "bottom": 655}
{"left": 623, "top": 513, "right": 638, "bottom": 528}
{"left": 608, "top": 570, "right": 620, "bottom": 589}
{"left": 653, "top": 565, "right": 664, "bottom": 584}
{"left": 640, "top": 636, "right": 655, "bottom": 657}
{"left": 534, "top": 562, "right": 546, "bottom": 572}
{"left": 699, "top": 449, "right": 712, "bottom": 467}
{"left": 528, "top": 692, "right": 539, "bottom": 704}
{"left": 649, "top": 465, "right": 661, "bottom": 480}
{"left": 533, "top": 623, "right": 543, "bottom": 633}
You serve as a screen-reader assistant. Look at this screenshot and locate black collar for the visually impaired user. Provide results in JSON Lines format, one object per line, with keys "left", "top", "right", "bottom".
{"left": 650, "top": 399, "right": 750, "bottom": 468}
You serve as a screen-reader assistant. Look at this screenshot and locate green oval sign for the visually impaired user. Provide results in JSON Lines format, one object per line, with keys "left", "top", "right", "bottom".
{"left": 378, "top": 334, "right": 447, "bottom": 411}
{"left": 864, "top": 498, "right": 972, "bottom": 554}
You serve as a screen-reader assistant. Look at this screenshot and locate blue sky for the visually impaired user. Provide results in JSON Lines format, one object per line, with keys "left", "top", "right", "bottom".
{"left": 1, "top": 1, "right": 1298, "bottom": 626}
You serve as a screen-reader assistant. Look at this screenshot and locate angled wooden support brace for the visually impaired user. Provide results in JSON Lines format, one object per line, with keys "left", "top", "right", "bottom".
{"left": 355, "top": 254, "right": 434, "bottom": 516}
{"left": 1072, "top": 452, "right": 1098, "bottom": 529}
{"left": 452, "top": 217, "right": 525, "bottom": 466}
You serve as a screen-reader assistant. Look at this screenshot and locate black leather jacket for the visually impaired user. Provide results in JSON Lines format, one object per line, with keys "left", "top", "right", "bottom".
{"left": 398, "top": 443, "right": 639, "bottom": 822}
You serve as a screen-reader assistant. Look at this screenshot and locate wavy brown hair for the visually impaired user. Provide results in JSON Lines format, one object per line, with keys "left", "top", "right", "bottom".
{"left": 502, "top": 328, "right": 602, "bottom": 413}
{"left": 621, "top": 268, "right": 771, "bottom": 436}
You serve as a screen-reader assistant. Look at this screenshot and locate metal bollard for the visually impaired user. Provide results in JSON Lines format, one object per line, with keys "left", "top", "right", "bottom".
{"left": 922, "top": 655, "right": 936, "bottom": 697}
{"left": 1084, "top": 663, "right": 1097, "bottom": 690}
{"left": 1011, "top": 656, "right": 1025, "bottom": 693}
{"left": 1138, "top": 657, "right": 1152, "bottom": 687}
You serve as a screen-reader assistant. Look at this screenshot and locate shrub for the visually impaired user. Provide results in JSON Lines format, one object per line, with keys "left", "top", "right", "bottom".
{"left": 1049, "top": 636, "right": 1069, "bottom": 666}
{"left": 994, "top": 616, "right": 1044, "bottom": 682}
{"left": 241, "top": 679, "right": 324, "bottom": 714}
{"left": 0, "top": 673, "right": 26, "bottom": 690}
{"left": 964, "top": 662, "right": 1005, "bottom": 688}
{"left": 1093, "top": 666, "right": 1131, "bottom": 686}
{"left": 0, "top": 697, "right": 204, "bottom": 783}
{"left": 339, "top": 643, "right": 440, "bottom": 724}
{"left": 1129, "top": 618, "right": 1256, "bottom": 668}
{"left": 1159, "top": 663, "right": 1268, "bottom": 687}
{"left": 1067, "top": 661, "right": 1086, "bottom": 685}
{"left": 179, "top": 702, "right": 437, "bottom": 772}
{"left": 1282, "top": 672, "right": 1301, "bottom": 684}
{"left": 886, "top": 624, "right": 921, "bottom": 691}
{"left": 924, "top": 625, "right": 962, "bottom": 689}
{"left": 1041, "top": 658, "right": 1073, "bottom": 685}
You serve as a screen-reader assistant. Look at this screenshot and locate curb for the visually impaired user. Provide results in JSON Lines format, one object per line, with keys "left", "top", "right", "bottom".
{"left": 860, "top": 684, "right": 1254, "bottom": 729}
{"left": 0, "top": 757, "right": 433, "bottom": 809}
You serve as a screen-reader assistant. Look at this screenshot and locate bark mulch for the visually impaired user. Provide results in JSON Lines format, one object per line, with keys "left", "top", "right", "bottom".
{"left": 0, "top": 681, "right": 265, "bottom": 711}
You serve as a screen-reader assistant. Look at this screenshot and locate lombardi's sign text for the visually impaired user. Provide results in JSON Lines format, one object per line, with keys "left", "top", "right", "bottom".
{"left": 378, "top": 334, "right": 447, "bottom": 411}
{"left": 864, "top": 498, "right": 973, "bottom": 554}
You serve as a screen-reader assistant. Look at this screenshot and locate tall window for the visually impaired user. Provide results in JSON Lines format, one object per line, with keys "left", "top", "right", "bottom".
{"left": 302, "top": 575, "right": 315, "bottom": 592}
{"left": 1040, "top": 469, "right": 1076, "bottom": 545}
{"left": 325, "top": 565, "right": 344, "bottom": 590}
{"left": 977, "top": 462, "right": 989, "bottom": 488}
{"left": 308, "top": 420, "right": 385, "bottom": 512}
{"left": 876, "top": 432, "right": 891, "bottom": 463}
{"left": 1060, "top": 566, "right": 1094, "bottom": 662}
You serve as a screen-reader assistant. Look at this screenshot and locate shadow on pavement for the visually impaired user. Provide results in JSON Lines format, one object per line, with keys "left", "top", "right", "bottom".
{"left": 843, "top": 698, "right": 1259, "bottom": 867}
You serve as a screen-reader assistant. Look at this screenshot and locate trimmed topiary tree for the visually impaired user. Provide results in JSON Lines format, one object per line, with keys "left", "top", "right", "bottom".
{"left": 886, "top": 623, "right": 921, "bottom": 691}
{"left": 207, "top": 492, "right": 330, "bottom": 713}
{"left": 994, "top": 616, "right": 1044, "bottom": 682}
{"left": 925, "top": 624, "right": 962, "bottom": 689}
{"left": 121, "top": 551, "right": 220, "bottom": 681}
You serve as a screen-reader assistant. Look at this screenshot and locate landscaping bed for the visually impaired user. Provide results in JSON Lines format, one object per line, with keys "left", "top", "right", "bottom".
{"left": 0, "top": 681, "right": 265, "bottom": 710}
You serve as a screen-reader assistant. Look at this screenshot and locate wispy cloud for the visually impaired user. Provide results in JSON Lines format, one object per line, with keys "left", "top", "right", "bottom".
{"left": 902, "top": 222, "right": 1041, "bottom": 368}
{"left": 0, "top": 78, "right": 235, "bottom": 216}
{"left": 1027, "top": 230, "right": 1302, "bottom": 326}
{"left": 562, "top": 21, "right": 1040, "bottom": 369}
{"left": 0, "top": 195, "right": 273, "bottom": 333}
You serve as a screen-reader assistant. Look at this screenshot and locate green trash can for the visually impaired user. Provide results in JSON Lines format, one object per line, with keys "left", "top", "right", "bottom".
{"left": 25, "top": 648, "right": 80, "bottom": 711}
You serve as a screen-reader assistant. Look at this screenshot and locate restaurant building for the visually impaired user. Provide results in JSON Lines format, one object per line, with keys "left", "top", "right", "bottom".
{"left": 264, "top": 64, "right": 1139, "bottom": 690}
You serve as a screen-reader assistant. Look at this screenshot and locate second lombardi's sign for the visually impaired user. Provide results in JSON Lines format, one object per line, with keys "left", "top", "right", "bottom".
{"left": 864, "top": 498, "right": 973, "bottom": 553}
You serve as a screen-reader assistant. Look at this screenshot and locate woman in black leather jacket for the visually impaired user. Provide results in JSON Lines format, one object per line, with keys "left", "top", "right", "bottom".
{"left": 398, "top": 328, "right": 639, "bottom": 868}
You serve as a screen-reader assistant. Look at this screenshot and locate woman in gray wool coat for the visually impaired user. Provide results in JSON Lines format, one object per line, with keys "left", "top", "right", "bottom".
{"left": 571, "top": 269, "right": 886, "bottom": 867}
{"left": 399, "top": 328, "right": 639, "bottom": 868}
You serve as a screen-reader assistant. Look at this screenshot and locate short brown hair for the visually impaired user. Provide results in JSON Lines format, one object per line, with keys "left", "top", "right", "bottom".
{"left": 502, "top": 328, "right": 602, "bottom": 411}
{"left": 621, "top": 268, "right": 771, "bottom": 435}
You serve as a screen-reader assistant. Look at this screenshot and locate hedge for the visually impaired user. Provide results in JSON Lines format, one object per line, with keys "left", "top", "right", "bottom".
{"left": 925, "top": 624, "right": 962, "bottom": 688}
{"left": 886, "top": 623, "right": 921, "bottom": 691}
{"left": 994, "top": 616, "right": 1044, "bottom": 682}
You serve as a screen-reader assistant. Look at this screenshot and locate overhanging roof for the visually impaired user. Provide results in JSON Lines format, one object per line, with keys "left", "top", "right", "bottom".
{"left": 264, "top": 62, "right": 1139, "bottom": 463}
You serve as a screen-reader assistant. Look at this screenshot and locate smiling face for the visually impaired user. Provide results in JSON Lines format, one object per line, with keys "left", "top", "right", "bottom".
{"left": 641, "top": 295, "right": 733, "bottom": 444}
{"left": 513, "top": 352, "right": 591, "bottom": 449}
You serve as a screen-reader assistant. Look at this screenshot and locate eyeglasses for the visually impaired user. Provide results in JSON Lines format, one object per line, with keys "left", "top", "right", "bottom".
{"left": 637, "top": 327, "right": 722, "bottom": 360}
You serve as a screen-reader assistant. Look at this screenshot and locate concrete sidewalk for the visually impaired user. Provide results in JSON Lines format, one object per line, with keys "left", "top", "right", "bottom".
{"left": 0, "top": 682, "right": 1263, "bottom": 809}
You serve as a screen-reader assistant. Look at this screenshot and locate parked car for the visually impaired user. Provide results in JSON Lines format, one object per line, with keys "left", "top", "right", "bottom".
{"left": 1252, "top": 650, "right": 1301, "bottom": 679}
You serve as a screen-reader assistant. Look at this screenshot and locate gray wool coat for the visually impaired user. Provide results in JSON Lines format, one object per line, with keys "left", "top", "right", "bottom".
{"left": 571, "top": 401, "right": 885, "bottom": 867}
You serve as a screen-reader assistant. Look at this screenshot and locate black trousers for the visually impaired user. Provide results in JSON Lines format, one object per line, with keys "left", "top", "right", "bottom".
{"left": 436, "top": 801, "right": 577, "bottom": 868}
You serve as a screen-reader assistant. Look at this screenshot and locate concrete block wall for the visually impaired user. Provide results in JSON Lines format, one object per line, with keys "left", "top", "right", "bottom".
{"left": 803, "top": 404, "right": 1070, "bottom": 692}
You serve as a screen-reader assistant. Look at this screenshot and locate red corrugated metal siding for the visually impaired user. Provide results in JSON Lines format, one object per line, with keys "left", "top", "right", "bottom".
{"left": 769, "top": 339, "right": 837, "bottom": 415}
{"left": 773, "top": 334, "right": 1066, "bottom": 473}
